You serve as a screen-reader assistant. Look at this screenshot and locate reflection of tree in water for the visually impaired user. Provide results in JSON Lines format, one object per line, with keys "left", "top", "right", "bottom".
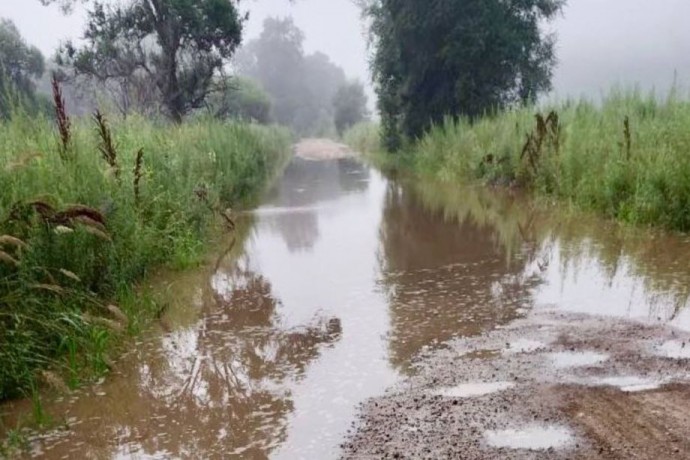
{"left": 379, "top": 184, "right": 536, "bottom": 371}
{"left": 271, "top": 211, "right": 320, "bottom": 253}
{"left": 120, "top": 255, "right": 341, "bottom": 458}
{"left": 266, "top": 157, "right": 370, "bottom": 208}
{"left": 262, "top": 158, "right": 370, "bottom": 253}
{"left": 336, "top": 157, "right": 369, "bottom": 194}
{"left": 410, "top": 180, "right": 690, "bottom": 319}
{"left": 380, "top": 178, "right": 690, "bottom": 374}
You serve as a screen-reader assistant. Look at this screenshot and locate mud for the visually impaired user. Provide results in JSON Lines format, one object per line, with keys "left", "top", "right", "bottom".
{"left": 340, "top": 310, "right": 690, "bottom": 459}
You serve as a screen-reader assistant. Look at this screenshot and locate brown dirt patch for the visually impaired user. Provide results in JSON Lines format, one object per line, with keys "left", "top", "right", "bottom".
{"left": 340, "top": 311, "right": 690, "bottom": 459}
{"left": 294, "top": 138, "right": 355, "bottom": 160}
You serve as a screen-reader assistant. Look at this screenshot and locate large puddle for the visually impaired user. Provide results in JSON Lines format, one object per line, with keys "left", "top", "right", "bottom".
{"left": 3, "top": 157, "right": 690, "bottom": 458}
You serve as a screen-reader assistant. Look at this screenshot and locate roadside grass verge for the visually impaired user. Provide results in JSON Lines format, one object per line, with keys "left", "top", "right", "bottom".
{"left": 0, "top": 111, "right": 291, "bottom": 403}
{"left": 346, "top": 90, "right": 690, "bottom": 232}
{"left": 342, "top": 122, "right": 380, "bottom": 155}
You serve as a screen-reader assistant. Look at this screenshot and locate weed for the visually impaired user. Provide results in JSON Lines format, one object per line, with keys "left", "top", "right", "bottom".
{"left": 93, "top": 110, "right": 120, "bottom": 180}
{"left": 30, "top": 385, "right": 50, "bottom": 428}
{"left": 133, "top": 148, "right": 144, "bottom": 205}
{"left": 519, "top": 111, "right": 560, "bottom": 179}
{"left": 0, "top": 111, "right": 291, "bottom": 402}
{"left": 50, "top": 74, "right": 71, "bottom": 161}
{"left": 623, "top": 116, "right": 632, "bottom": 160}
{"left": 0, "top": 427, "right": 28, "bottom": 457}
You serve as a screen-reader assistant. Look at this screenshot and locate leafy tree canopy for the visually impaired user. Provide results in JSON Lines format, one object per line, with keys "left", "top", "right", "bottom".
{"left": 363, "top": 0, "right": 565, "bottom": 150}
{"left": 57, "top": 0, "right": 244, "bottom": 121}
{"left": 237, "top": 17, "right": 346, "bottom": 135}
{"left": 333, "top": 80, "right": 369, "bottom": 135}
{"left": 207, "top": 76, "right": 272, "bottom": 123}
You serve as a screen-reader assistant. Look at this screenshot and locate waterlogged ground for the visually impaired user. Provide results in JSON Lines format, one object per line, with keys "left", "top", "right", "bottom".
{"left": 3, "top": 140, "right": 690, "bottom": 459}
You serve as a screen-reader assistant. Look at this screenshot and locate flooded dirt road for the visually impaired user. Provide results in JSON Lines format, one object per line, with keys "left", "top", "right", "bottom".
{"left": 3, "top": 140, "right": 690, "bottom": 459}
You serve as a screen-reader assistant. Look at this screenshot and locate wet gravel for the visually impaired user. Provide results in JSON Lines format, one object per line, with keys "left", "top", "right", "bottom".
{"left": 340, "top": 310, "right": 690, "bottom": 459}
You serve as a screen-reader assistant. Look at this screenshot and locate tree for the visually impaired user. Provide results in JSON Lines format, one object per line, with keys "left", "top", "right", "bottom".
{"left": 207, "top": 76, "right": 272, "bottom": 123}
{"left": 236, "top": 17, "right": 346, "bottom": 135}
{"left": 236, "top": 18, "right": 306, "bottom": 130}
{"left": 363, "top": 0, "right": 564, "bottom": 150}
{"left": 333, "top": 80, "right": 368, "bottom": 135}
{"left": 58, "top": 0, "right": 244, "bottom": 122}
{"left": 303, "top": 52, "right": 347, "bottom": 134}
{"left": 0, "top": 19, "right": 46, "bottom": 118}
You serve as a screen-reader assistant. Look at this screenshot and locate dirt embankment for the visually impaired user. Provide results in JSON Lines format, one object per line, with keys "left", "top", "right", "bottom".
{"left": 341, "top": 310, "right": 690, "bottom": 459}
{"left": 294, "top": 138, "right": 356, "bottom": 161}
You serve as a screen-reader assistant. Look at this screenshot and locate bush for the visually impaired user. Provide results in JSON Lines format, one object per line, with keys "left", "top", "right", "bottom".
{"left": 208, "top": 77, "right": 272, "bottom": 124}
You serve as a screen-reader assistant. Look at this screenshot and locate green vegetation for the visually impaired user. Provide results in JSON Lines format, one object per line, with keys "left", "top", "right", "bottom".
{"left": 207, "top": 76, "right": 273, "bottom": 124}
{"left": 0, "top": 2, "right": 292, "bottom": 439}
{"left": 333, "top": 81, "right": 369, "bottom": 136}
{"left": 236, "top": 17, "right": 348, "bottom": 136}
{"left": 57, "top": 0, "right": 244, "bottom": 122}
{"left": 362, "top": 0, "right": 563, "bottom": 150}
{"left": 343, "top": 121, "right": 380, "bottom": 154}
{"left": 356, "top": 1, "right": 690, "bottom": 233}
{"left": 0, "top": 106, "right": 290, "bottom": 401}
{"left": 347, "top": 90, "right": 690, "bottom": 231}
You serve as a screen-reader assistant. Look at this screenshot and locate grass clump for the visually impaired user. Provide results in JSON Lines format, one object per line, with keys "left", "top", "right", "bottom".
{"left": 0, "top": 106, "right": 291, "bottom": 400}
{"left": 342, "top": 122, "right": 381, "bottom": 155}
{"left": 350, "top": 89, "right": 690, "bottom": 232}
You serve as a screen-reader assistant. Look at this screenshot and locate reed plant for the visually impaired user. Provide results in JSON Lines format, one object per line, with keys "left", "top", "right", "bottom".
{"left": 342, "top": 122, "right": 381, "bottom": 155}
{"left": 349, "top": 89, "right": 690, "bottom": 232}
{"left": 0, "top": 102, "right": 291, "bottom": 400}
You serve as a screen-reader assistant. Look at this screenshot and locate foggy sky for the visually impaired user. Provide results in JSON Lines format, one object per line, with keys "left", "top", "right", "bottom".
{"left": 1, "top": 0, "right": 690, "bottom": 100}
{"left": 551, "top": 0, "right": 690, "bottom": 98}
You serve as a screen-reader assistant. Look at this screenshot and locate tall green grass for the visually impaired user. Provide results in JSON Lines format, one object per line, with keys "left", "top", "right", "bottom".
{"left": 342, "top": 122, "right": 381, "bottom": 154}
{"left": 349, "top": 90, "right": 690, "bottom": 231}
{"left": 0, "top": 111, "right": 291, "bottom": 400}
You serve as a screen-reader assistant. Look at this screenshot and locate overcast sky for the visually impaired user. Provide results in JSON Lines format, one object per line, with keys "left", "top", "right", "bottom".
{"left": 1, "top": 0, "right": 689, "bottom": 101}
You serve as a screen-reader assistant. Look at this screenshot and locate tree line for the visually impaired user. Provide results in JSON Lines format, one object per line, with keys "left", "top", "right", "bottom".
{"left": 1, "top": 0, "right": 369, "bottom": 136}
{"left": 236, "top": 17, "right": 368, "bottom": 136}
{"left": 5, "top": 0, "right": 565, "bottom": 143}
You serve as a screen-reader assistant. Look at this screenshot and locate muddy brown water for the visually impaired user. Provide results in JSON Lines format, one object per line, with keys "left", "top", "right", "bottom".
{"left": 3, "top": 155, "right": 690, "bottom": 459}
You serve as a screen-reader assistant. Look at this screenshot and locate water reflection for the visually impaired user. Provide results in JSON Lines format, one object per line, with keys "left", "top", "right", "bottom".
{"left": 260, "top": 158, "right": 369, "bottom": 253}
{"left": 3, "top": 159, "right": 690, "bottom": 459}
{"left": 209, "top": 256, "right": 342, "bottom": 383}
{"left": 406, "top": 180, "right": 690, "bottom": 326}
{"left": 3, "top": 157, "right": 387, "bottom": 460}
{"left": 379, "top": 183, "right": 536, "bottom": 370}
{"left": 8, "top": 245, "right": 342, "bottom": 459}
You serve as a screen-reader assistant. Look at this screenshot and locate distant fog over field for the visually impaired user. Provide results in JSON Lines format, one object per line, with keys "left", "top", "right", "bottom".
{"left": 551, "top": 0, "right": 690, "bottom": 99}
{"left": 1, "top": 0, "right": 689, "bottom": 101}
